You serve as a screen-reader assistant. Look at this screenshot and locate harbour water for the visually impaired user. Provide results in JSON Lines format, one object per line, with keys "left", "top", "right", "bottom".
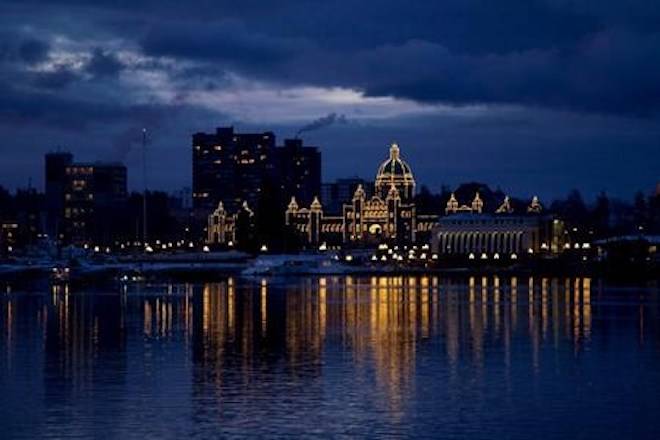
{"left": 1, "top": 275, "right": 659, "bottom": 438}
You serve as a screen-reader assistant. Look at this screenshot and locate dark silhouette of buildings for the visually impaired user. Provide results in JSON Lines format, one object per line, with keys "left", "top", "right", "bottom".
{"left": 63, "top": 162, "right": 127, "bottom": 244}
{"left": 192, "top": 127, "right": 277, "bottom": 214}
{"left": 192, "top": 127, "right": 322, "bottom": 249}
{"left": 192, "top": 127, "right": 322, "bottom": 215}
{"left": 321, "top": 177, "right": 373, "bottom": 214}
{"left": 45, "top": 151, "right": 73, "bottom": 238}
{"left": 275, "top": 138, "right": 321, "bottom": 207}
{"left": 44, "top": 151, "right": 127, "bottom": 244}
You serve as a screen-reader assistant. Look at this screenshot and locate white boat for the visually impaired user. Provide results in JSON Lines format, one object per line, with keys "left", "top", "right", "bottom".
{"left": 242, "top": 254, "right": 357, "bottom": 276}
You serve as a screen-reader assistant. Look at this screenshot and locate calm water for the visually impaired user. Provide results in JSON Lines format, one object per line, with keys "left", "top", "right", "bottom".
{"left": 1, "top": 275, "right": 660, "bottom": 439}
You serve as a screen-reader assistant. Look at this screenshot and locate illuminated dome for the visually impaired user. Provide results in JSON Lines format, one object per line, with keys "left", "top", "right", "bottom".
{"left": 375, "top": 143, "right": 416, "bottom": 201}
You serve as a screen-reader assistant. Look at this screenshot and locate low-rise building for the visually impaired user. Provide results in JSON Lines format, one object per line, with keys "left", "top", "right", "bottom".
{"left": 432, "top": 193, "right": 565, "bottom": 257}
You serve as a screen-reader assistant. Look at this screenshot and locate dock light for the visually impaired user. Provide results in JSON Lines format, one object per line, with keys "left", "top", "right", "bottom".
{"left": 7, "top": 246, "right": 12, "bottom": 253}
{"left": 582, "top": 243, "right": 591, "bottom": 249}
{"left": 319, "top": 242, "right": 327, "bottom": 251}
{"left": 574, "top": 243, "right": 580, "bottom": 249}
{"left": 381, "top": 255, "right": 388, "bottom": 261}
{"left": 161, "top": 244, "right": 167, "bottom": 250}
{"left": 420, "top": 253, "right": 427, "bottom": 259}
{"left": 422, "top": 244, "right": 429, "bottom": 250}
{"left": 564, "top": 243, "right": 571, "bottom": 249}
{"left": 480, "top": 253, "right": 488, "bottom": 260}
{"left": 582, "top": 256, "right": 588, "bottom": 261}
{"left": 378, "top": 243, "right": 388, "bottom": 250}
{"left": 120, "top": 244, "right": 125, "bottom": 250}
{"left": 494, "top": 253, "right": 500, "bottom": 260}
{"left": 469, "top": 253, "right": 475, "bottom": 260}
{"left": 188, "top": 242, "right": 194, "bottom": 248}
{"left": 260, "top": 244, "right": 268, "bottom": 252}
{"left": 168, "top": 242, "right": 173, "bottom": 248}
{"left": 156, "top": 240, "right": 161, "bottom": 245}
{"left": 408, "top": 254, "right": 416, "bottom": 260}
{"left": 83, "top": 244, "right": 89, "bottom": 250}
{"left": 387, "top": 249, "right": 393, "bottom": 254}
{"left": 228, "top": 241, "right": 234, "bottom": 247}
{"left": 345, "top": 255, "right": 353, "bottom": 262}
{"left": 511, "top": 253, "right": 518, "bottom": 260}
{"left": 371, "top": 255, "right": 377, "bottom": 261}
{"left": 541, "top": 243, "right": 549, "bottom": 250}
{"left": 432, "top": 253, "right": 438, "bottom": 260}
{"left": 94, "top": 246, "right": 100, "bottom": 253}
{"left": 398, "top": 255, "right": 404, "bottom": 261}
{"left": 145, "top": 245, "right": 154, "bottom": 253}
{"left": 528, "top": 248, "right": 534, "bottom": 254}
{"left": 105, "top": 247, "right": 111, "bottom": 253}
{"left": 203, "top": 245, "right": 210, "bottom": 253}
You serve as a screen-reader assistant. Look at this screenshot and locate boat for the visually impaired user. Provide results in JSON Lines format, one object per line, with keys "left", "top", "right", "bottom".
{"left": 49, "top": 265, "right": 71, "bottom": 283}
{"left": 242, "top": 253, "right": 357, "bottom": 276}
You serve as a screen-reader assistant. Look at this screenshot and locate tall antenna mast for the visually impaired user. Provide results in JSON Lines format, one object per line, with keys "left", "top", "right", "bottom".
{"left": 142, "top": 128, "right": 148, "bottom": 245}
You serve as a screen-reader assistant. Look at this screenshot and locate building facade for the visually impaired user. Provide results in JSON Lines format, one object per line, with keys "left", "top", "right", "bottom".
{"left": 275, "top": 138, "right": 321, "bottom": 207}
{"left": 192, "top": 127, "right": 277, "bottom": 214}
{"left": 62, "top": 162, "right": 127, "bottom": 244}
{"left": 284, "top": 143, "right": 437, "bottom": 247}
{"left": 321, "top": 177, "right": 374, "bottom": 214}
{"left": 45, "top": 151, "right": 73, "bottom": 239}
{"left": 192, "top": 127, "right": 322, "bottom": 217}
{"left": 44, "top": 151, "right": 128, "bottom": 245}
{"left": 432, "top": 193, "right": 564, "bottom": 256}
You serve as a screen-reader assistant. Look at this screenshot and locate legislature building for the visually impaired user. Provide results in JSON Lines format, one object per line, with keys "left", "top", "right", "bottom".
{"left": 208, "top": 140, "right": 565, "bottom": 254}
{"left": 284, "top": 143, "right": 437, "bottom": 247}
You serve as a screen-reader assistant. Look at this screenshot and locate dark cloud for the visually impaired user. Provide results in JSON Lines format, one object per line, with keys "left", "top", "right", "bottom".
{"left": 18, "top": 38, "right": 50, "bottom": 64}
{"left": 142, "top": 20, "right": 307, "bottom": 68}
{"left": 0, "top": 0, "right": 659, "bottom": 196}
{"left": 86, "top": 48, "right": 124, "bottom": 78}
{"left": 30, "top": 68, "right": 79, "bottom": 90}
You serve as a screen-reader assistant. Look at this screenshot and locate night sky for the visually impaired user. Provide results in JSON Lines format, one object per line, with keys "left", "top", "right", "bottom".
{"left": 1, "top": 0, "right": 659, "bottom": 201}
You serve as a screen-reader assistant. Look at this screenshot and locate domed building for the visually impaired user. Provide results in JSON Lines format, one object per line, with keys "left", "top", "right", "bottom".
{"left": 375, "top": 143, "right": 416, "bottom": 201}
{"left": 285, "top": 143, "right": 437, "bottom": 247}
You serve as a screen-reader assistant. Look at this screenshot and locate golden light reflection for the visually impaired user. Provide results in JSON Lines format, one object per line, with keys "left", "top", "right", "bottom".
{"left": 0, "top": 274, "right": 615, "bottom": 422}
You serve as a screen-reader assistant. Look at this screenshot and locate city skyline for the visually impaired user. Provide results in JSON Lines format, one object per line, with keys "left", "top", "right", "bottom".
{"left": 1, "top": 1, "right": 659, "bottom": 200}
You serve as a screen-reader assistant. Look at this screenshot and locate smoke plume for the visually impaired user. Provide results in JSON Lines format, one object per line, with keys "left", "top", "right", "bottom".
{"left": 296, "top": 112, "right": 347, "bottom": 137}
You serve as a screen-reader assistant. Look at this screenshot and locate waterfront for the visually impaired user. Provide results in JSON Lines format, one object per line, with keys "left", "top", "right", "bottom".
{"left": 1, "top": 275, "right": 660, "bottom": 438}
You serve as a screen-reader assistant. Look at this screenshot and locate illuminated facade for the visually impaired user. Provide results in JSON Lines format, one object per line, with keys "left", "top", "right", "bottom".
{"left": 432, "top": 193, "right": 565, "bottom": 256}
{"left": 285, "top": 143, "right": 436, "bottom": 246}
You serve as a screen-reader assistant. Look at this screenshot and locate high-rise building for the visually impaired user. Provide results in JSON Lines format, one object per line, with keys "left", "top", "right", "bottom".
{"left": 45, "top": 151, "right": 73, "bottom": 238}
{"left": 62, "top": 162, "right": 127, "bottom": 244}
{"left": 321, "top": 177, "right": 373, "bottom": 214}
{"left": 275, "top": 138, "right": 321, "bottom": 207}
{"left": 192, "top": 127, "right": 322, "bottom": 217}
{"left": 192, "top": 127, "right": 276, "bottom": 214}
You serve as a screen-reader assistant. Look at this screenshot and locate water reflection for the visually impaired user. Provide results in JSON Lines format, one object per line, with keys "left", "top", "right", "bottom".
{"left": 1, "top": 276, "right": 659, "bottom": 438}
